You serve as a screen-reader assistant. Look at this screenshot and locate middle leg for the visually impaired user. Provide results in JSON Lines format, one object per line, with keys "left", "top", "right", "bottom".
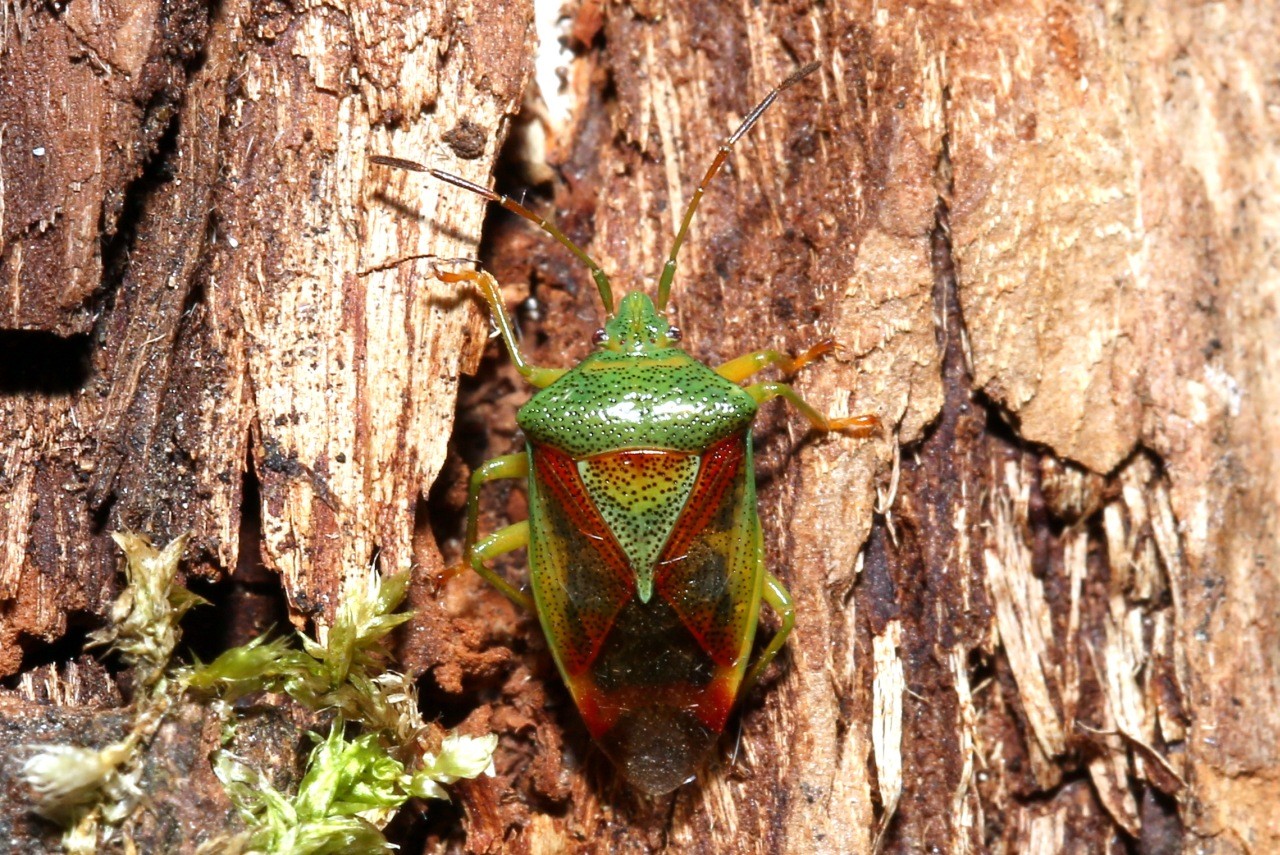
{"left": 746, "top": 381, "right": 879, "bottom": 436}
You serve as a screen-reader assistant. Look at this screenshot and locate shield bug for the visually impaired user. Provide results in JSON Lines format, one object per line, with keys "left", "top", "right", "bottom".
{"left": 373, "top": 62, "right": 877, "bottom": 795}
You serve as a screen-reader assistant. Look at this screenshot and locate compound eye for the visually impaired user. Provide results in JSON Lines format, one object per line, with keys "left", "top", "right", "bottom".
{"left": 666, "top": 326, "right": 683, "bottom": 342}
{"left": 592, "top": 328, "right": 608, "bottom": 345}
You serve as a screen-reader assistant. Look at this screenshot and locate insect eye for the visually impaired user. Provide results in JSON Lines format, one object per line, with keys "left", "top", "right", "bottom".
{"left": 592, "top": 328, "right": 608, "bottom": 345}
{"left": 666, "top": 326, "right": 683, "bottom": 342}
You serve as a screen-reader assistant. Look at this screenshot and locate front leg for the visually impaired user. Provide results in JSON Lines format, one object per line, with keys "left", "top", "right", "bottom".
{"left": 437, "top": 268, "right": 565, "bottom": 389}
{"left": 716, "top": 339, "right": 839, "bottom": 383}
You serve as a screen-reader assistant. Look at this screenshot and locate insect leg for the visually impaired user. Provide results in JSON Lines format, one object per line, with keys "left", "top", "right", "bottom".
{"left": 437, "top": 268, "right": 566, "bottom": 389}
{"left": 715, "top": 339, "right": 838, "bottom": 383}
{"left": 746, "top": 381, "right": 879, "bottom": 436}
{"left": 458, "top": 453, "right": 532, "bottom": 610}
{"left": 470, "top": 521, "right": 534, "bottom": 612}
{"left": 742, "top": 571, "right": 796, "bottom": 695}
{"left": 460, "top": 453, "right": 529, "bottom": 568}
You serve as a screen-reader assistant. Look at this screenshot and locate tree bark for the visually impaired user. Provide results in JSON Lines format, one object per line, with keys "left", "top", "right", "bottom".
{"left": 2, "top": 0, "right": 1278, "bottom": 853}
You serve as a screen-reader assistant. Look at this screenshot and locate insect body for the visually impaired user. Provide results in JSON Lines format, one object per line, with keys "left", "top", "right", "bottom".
{"left": 374, "top": 63, "right": 876, "bottom": 795}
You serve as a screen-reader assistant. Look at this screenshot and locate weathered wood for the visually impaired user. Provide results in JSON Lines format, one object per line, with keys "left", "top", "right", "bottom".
{"left": 1, "top": 0, "right": 1277, "bottom": 852}
{"left": 0, "top": 0, "right": 215, "bottom": 675}
{"left": 1, "top": 0, "right": 532, "bottom": 846}
{"left": 0, "top": 0, "right": 204, "bottom": 334}
{"left": 0, "top": 0, "right": 533, "bottom": 662}
{"left": 943, "top": 3, "right": 1279, "bottom": 852}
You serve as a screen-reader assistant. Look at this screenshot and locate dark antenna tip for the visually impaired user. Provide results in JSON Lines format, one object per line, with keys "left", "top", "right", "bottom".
{"left": 369, "top": 154, "right": 430, "bottom": 172}
{"left": 785, "top": 61, "right": 821, "bottom": 88}
{"left": 655, "top": 61, "right": 822, "bottom": 311}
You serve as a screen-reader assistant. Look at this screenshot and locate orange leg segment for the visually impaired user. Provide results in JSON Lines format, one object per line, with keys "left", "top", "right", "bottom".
{"left": 716, "top": 339, "right": 840, "bottom": 383}
{"left": 746, "top": 381, "right": 880, "bottom": 437}
{"left": 436, "top": 267, "right": 565, "bottom": 389}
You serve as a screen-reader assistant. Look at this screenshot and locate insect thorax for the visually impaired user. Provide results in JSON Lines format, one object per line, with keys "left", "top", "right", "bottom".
{"left": 516, "top": 350, "right": 757, "bottom": 457}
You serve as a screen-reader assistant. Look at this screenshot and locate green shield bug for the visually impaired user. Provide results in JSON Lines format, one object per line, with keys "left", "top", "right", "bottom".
{"left": 374, "top": 62, "right": 877, "bottom": 796}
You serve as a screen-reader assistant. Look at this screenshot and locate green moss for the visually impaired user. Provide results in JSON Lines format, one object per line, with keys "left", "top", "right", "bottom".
{"left": 21, "top": 533, "right": 495, "bottom": 854}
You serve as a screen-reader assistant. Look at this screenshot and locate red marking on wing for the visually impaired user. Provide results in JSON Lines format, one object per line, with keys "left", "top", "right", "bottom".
{"left": 653, "top": 433, "right": 748, "bottom": 667}
{"left": 532, "top": 444, "right": 635, "bottom": 674}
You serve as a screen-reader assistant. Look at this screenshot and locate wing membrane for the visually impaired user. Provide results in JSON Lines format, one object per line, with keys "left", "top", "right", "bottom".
{"left": 528, "top": 444, "right": 635, "bottom": 674}
{"left": 654, "top": 434, "right": 758, "bottom": 667}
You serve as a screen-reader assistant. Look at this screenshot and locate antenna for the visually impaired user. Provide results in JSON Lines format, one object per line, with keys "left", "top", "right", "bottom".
{"left": 655, "top": 62, "right": 820, "bottom": 311}
{"left": 370, "top": 155, "right": 617, "bottom": 315}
